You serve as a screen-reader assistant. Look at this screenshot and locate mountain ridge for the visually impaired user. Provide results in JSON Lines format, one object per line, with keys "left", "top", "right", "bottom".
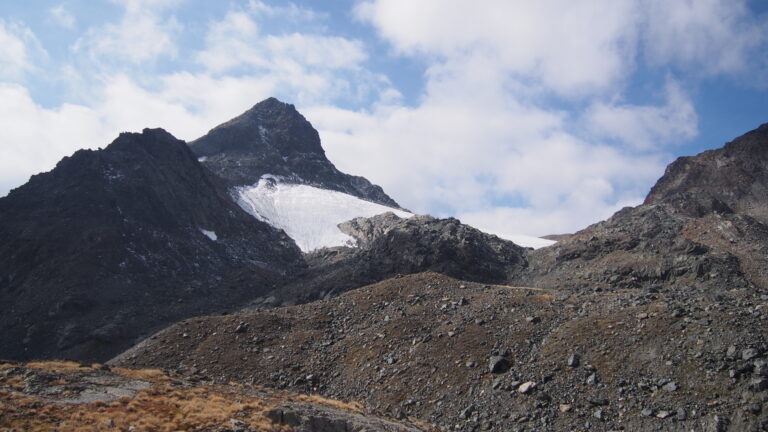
{"left": 0, "top": 127, "right": 304, "bottom": 361}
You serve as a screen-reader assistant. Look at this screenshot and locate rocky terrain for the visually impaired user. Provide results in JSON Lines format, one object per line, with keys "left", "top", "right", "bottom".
{"left": 522, "top": 124, "right": 768, "bottom": 296}
{"left": 0, "top": 128, "right": 304, "bottom": 362}
{"left": 189, "top": 98, "right": 401, "bottom": 208}
{"left": 266, "top": 213, "right": 528, "bottom": 306}
{"left": 112, "top": 272, "right": 768, "bottom": 432}
{"left": 0, "top": 361, "right": 430, "bottom": 431}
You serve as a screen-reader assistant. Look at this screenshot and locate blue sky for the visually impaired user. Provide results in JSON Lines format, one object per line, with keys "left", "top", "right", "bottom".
{"left": 1, "top": 0, "right": 767, "bottom": 237}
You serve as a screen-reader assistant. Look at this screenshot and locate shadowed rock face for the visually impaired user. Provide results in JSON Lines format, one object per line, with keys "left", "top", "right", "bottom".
{"left": 0, "top": 128, "right": 304, "bottom": 362}
{"left": 189, "top": 97, "right": 402, "bottom": 208}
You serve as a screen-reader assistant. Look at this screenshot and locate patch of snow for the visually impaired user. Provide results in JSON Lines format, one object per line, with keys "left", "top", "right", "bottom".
{"left": 498, "top": 234, "right": 556, "bottom": 249}
{"left": 236, "top": 177, "right": 412, "bottom": 252}
{"left": 200, "top": 229, "right": 217, "bottom": 241}
{"left": 197, "top": 156, "right": 208, "bottom": 162}
{"left": 258, "top": 125, "right": 269, "bottom": 143}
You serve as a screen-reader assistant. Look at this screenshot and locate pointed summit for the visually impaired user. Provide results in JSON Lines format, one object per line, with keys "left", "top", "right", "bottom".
{"left": 189, "top": 97, "right": 402, "bottom": 208}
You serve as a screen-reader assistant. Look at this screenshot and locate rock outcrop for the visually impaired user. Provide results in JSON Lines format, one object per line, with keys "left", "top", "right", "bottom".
{"left": 268, "top": 213, "right": 528, "bottom": 305}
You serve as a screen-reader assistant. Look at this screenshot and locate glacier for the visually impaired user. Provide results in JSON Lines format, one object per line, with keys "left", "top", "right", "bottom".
{"left": 236, "top": 177, "right": 413, "bottom": 252}
{"left": 236, "top": 177, "right": 555, "bottom": 252}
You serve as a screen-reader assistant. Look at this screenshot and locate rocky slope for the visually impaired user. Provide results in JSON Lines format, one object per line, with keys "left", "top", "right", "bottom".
{"left": 645, "top": 123, "right": 768, "bottom": 221}
{"left": 189, "top": 97, "right": 401, "bottom": 208}
{"left": 521, "top": 123, "right": 768, "bottom": 296}
{"left": 0, "top": 361, "right": 430, "bottom": 431}
{"left": 0, "top": 128, "right": 303, "bottom": 362}
{"left": 112, "top": 272, "right": 768, "bottom": 432}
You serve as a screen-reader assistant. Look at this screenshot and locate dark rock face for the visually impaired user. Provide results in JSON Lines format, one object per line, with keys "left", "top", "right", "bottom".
{"left": 270, "top": 213, "right": 528, "bottom": 305}
{"left": 0, "top": 128, "right": 304, "bottom": 362}
{"left": 189, "top": 97, "right": 401, "bottom": 208}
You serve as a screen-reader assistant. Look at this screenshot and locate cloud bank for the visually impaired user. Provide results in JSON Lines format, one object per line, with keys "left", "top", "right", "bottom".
{"left": 0, "top": 0, "right": 766, "bottom": 238}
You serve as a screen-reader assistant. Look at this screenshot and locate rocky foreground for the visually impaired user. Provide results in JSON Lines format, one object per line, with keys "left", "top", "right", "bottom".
{"left": 112, "top": 272, "right": 768, "bottom": 432}
{"left": 0, "top": 361, "right": 430, "bottom": 432}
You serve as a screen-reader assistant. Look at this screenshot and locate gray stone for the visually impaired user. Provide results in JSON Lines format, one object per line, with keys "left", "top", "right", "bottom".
{"left": 749, "top": 377, "right": 767, "bottom": 392}
{"left": 676, "top": 408, "right": 687, "bottom": 421}
{"left": 586, "top": 373, "right": 598, "bottom": 385}
{"left": 742, "top": 348, "right": 759, "bottom": 361}
{"left": 489, "top": 356, "right": 511, "bottom": 374}
{"left": 518, "top": 381, "right": 537, "bottom": 394}
{"left": 459, "top": 405, "right": 475, "bottom": 420}
{"left": 662, "top": 381, "right": 678, "bottom": 392}
{"left": 593, "top": 409, "right": 604, "bottom": 421}
{"left": 567, "top": 353, "right": 580, "bottom": 368}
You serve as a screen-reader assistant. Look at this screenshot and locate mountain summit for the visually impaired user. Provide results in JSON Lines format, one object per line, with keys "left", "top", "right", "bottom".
{"left": 645, "top": 122, "right": 768, "bottom": 222}
{"left": 189, "top": 97, "right": 401, "bottom": 208}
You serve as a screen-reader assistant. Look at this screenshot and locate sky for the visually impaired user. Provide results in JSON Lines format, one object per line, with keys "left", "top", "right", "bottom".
{"left": 0, "top": 0, "right": 767, "bottom": 238}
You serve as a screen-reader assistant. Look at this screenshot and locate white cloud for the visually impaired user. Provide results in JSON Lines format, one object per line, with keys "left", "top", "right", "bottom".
{"left": 198, "top": 10, "right": 367, "bottom": 74}
{"left": 0, "top": 20, "right": 46, "bottom": 81}
{"left": 356, "top": 0, "right": 639, "bottom": 97}
{"left": 585, "top": 80, "right": 698, "bottom": 150}
{"left": 641, "top": 0, "right": 767, "bottom": 77}
{"left": 248, "top": 0, "right": 322, "bottom": 23}
{"left": 72, "top": 0, "right": 182, "bottom": 64}
{"left": 195, "top": 8, "right": 385, "bottom": 106}
{"left": 357, "top": 0, "right": 768, "bottom": 95}
{"left": 49, "top": 5, "right": 76, "bottom": 29}
{"left": 0, "top": 83, "right": 111, "bottom": 196}
{"left": 309, "top": 96, "right": 666, "bottom": 235}
{"left": 318, "top": 0, "right": 766, "bottom": 237}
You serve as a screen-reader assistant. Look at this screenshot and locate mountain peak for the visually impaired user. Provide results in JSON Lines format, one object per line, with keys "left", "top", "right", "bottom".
{"left": 188, "top": 98, "right": 402, "bottom": 208}
{"left": 644, "top": 122, "right": 768, "bottom": 222}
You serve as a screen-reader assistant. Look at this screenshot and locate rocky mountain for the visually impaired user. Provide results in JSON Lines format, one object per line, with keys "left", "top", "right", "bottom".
{"left": 189, "top": 97, "right": 401, "bottom": 208}
{"left": 645, "top": 123, "right": 768, "bottom": 221}
{"left": 110, "top": 122, "right": 768, "bottom": 431}
{"left": 0, "top": 128, "right": 303, "bottom": 362}
{"left": 521, "top": 123, "right": 768, "bottom": 296}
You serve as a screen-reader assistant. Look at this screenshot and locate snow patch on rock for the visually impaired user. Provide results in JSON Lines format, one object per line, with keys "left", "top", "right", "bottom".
{"left": 200, "top": 229, "right": 217, "bottom": 241}
{"left": 236, "top": 177, "right": 412, "bottom": 252}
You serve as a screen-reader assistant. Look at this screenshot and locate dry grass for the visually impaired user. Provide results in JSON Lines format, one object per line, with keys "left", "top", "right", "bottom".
{"left": 0, "top": 362, "right": 285, "bottom": 432}
{"left": 26, "top": 360, "right": 90, "bottom": 372}
{"left": 112, "top": 367, "right": 171, "bottom": 384}
{"left": 293, "top": 393, "right": 364, "bottom": 413}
